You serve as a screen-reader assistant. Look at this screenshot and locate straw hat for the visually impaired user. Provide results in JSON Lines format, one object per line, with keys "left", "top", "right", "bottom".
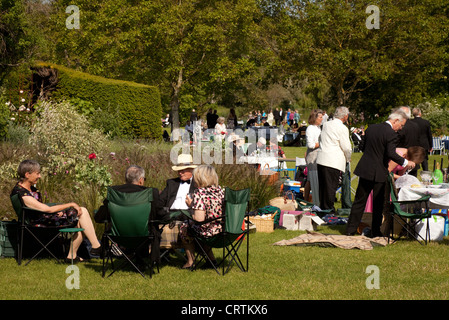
{"left": 172, "top": 154, "right": 198, "bottom": 171}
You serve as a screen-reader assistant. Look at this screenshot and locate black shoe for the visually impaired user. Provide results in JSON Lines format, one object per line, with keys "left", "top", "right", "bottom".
{"left": 90, "top": 245, "right": 103, "bottom": 258}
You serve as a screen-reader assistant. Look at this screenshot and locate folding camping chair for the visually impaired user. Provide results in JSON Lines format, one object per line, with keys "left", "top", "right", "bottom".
{"left": 101, "top": 187, "right": 157, "bottom": 278}
{"left": 431, "top": 137, "right": 445, "bottom": 155}
{"left": 189, "top": 188, "right": 251, "bottom": 275}
{"left": 387, "top": 173, "right": 431, "bottom": 245}
{"left": 10, "top": 194, "right": 76, "bottom": 265}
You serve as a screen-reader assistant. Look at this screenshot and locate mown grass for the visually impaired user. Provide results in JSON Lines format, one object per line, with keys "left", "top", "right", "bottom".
{"left": 1, "top": 225, "right": 449, "bottom": 300}
{"left": 1, "top": 143, "right": 448, "bottom": 301}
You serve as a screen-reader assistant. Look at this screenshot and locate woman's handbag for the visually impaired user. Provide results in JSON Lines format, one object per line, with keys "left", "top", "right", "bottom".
{"left": 269, "top": 191, "right": 298, "bottom": 211}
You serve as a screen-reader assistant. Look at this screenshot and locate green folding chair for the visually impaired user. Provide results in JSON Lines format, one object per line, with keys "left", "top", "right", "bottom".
{"left": 10, "top": 194, "right": 76, "bottom": 265}
{"left": 102, "top": 187, "right": 156, "bottom": 278}
{"left": 387, "top": 173, "right": 431, "bottom": 245}
{"left": 189, "top": 188, "right": 251, "bottom": 275}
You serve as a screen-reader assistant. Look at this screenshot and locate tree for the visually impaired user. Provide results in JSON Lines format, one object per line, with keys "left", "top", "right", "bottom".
{"left": 46, "top": 0, "right": 263, "bottom": 133}
{"left": 260, "top": 0, "right": 449, "bottom": 116}
{"left": 0, "top": 0, "right": 36, "bottom": 82}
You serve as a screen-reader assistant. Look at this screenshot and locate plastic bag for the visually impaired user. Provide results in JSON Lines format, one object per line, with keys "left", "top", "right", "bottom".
{"left": 394, "top": 174, "right": 420, "bottom": 189}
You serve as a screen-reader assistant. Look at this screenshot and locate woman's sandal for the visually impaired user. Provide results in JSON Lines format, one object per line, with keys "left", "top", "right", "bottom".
{"left": 64, "top": 256, "right": 84, "bottom": 264}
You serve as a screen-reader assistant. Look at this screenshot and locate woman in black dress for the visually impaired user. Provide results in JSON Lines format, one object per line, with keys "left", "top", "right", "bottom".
{"left": 11, "top": 160, "right": 102, "bottom": 263}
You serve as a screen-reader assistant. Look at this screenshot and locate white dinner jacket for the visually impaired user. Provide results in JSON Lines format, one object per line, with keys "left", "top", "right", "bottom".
{"left": 316, "top": 118, "right": 352, "bottom": 172}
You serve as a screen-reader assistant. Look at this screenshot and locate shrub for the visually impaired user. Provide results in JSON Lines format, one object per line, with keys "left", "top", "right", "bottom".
{"left": 34, "top": 62, "right": 163, "bottom": 139}
{"left": 29, "top": 100, "right": 112, "bottom": 192}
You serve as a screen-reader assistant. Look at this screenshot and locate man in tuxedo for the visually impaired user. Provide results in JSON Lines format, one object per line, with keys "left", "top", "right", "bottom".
{"left": 411, "top": 107, "right": 433, "bottom": 171}
{"left": 158, "top": 153, "right": 197, "bottom": 220}
{"left": 316, "top": 106, "right": 352, "bottom": 213}
{"left": 346, "top": 109, "right": 416, "bottom": 237}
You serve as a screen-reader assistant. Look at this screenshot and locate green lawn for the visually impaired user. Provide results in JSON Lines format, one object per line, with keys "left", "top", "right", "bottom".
{"left": 1, "top": 145, "right": 448, "bottom": 301}
{"left": 1, "top": 226, "right": 448, "bottom": 300}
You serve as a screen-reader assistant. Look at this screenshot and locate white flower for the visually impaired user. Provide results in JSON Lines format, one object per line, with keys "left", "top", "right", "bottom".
{"left": 19, "top": 105, "right": 26, "bottom": 112}
{"left": 10, "top": 117, "right": 15, "bottom": 121}
{"left": 5, "top": 101, "right": 10, "bottom": 106}
{"left": 21, "top": 98, "right": 25, "bottom": 102}
{"left": 19, "top": 90, "right": 23, "bottom": 94}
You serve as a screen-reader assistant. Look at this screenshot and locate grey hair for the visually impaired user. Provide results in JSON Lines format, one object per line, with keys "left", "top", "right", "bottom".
{"left": 388, "top": 108, "right": 408, "bottom": 121}
{"left": 125, "top": 165, "right": 145, "bottom": 184}
{"left": 334, "top": 106, "right": 349, "bottom": 120}
{"left": 399, "top": 106, "right": 411, "bottom": 119}
{"left": 412, "top": 107, "right": 421, "bottom": 117}
{"left": 17, "top": 160, "right": 40, "bottom": 182}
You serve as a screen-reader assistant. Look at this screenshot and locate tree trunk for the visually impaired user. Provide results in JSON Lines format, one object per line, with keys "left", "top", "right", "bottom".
{"left": 170, "top": 68, "right": 183, "bottom": 141}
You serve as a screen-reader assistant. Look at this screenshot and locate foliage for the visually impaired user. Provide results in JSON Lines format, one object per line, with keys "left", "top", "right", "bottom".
{"left": 259, "top": 0, "right": 449, "bottom": 116}
{"left": 46, "top": 0, "right": 264, "bottom": 131}
{"left": 34, "top": 62, "right": 162, "bottom": 139}
{"left": 29, "top": 100, "right": 111, "bottom": 189}
{"left": 0, "top": 0, "right": 35, "bottom": 80}
{"left": 415, "top": 95, "right": 449, "bottom": 135}
{"left": 0, "top": 89, "right": 9, "bottom": 139}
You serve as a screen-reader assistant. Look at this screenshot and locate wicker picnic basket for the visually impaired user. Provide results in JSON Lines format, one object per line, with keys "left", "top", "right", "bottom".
{"left": 249, "top": 215, "right": 274, "bottom": 233}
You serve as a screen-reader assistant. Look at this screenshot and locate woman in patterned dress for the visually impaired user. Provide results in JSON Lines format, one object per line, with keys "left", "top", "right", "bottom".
{"left": 10, "top": 160, "right": 102, "bottom": 263}
{"left": 180, "top": 165, "right": 224, "bottom": 269}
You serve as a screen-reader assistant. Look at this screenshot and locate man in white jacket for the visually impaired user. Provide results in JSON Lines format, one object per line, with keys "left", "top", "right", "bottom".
{"left": 316, "top": 106, "right": 352, "bottom": 213}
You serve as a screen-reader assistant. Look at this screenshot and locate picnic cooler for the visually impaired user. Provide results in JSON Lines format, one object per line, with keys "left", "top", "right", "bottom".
{"left": 283, "top": 180, "right": 302, "bottom": 194}
{"left": 249, "top": 215, "right": 274, "bottom": 233}
{"left": 0, "top": 220, "right": 17, "bottom": 258}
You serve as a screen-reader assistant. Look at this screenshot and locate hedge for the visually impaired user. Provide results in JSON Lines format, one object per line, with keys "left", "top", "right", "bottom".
{"left": 34, "top": 61, "right": 162, "bottom": 139}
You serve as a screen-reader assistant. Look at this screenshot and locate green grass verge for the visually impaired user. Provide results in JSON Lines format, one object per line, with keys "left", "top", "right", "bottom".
{"left": 1, "top": 226, "right": 448, "bottom": 300}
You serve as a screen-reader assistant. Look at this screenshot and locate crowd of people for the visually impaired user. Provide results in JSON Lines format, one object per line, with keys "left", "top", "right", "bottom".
{"left": 12, "top": 104, "right": 434, "bottom": 269}
{"left": 11, "top": 154, "right": 229, "bottom": 269}
{"left": 299, "top": 106, "right": 431, "bottom": 238}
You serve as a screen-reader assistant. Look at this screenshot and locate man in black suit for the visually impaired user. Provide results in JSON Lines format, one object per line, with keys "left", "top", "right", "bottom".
{"left": 346, "top": 109, "right": 416, "bottom": 237}
{"left": 411, "top": 107, "right": 433, "bottom": 171}
{"left": 397, "top": 106, "right": 420, "bottom": 176}
{"left": 95, "top": 165, "right": 166, "bottom": 225}
{"left": 94, "top": 165, "right": 167, "bottom": 262}
{"left": 158, "top": 153, "right": 197, "bottom": 220}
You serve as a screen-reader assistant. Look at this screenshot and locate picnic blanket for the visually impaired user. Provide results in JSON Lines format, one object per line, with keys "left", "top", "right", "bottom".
{"left": 273, "top": 231, "right": 389, "bottom": 250}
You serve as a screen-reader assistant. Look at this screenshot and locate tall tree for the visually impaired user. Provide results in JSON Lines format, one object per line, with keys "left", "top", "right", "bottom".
{"left": 47, "top": 0, "right": 263, "bottom": 132}
{"left": 261, "top": 0, "right": 449, "bottom": 115}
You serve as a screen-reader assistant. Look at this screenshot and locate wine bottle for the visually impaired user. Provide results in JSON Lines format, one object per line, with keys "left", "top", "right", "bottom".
{"left": 433, "top": 162, "right": 444, "bottom": 185}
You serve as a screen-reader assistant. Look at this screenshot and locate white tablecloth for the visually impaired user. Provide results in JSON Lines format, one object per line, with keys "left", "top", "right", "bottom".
{"left": 398, "top": 186, "right": 449, "bottom": 207}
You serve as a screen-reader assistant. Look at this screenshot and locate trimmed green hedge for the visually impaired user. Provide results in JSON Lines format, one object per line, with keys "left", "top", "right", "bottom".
{"left": 35, "top": 62, "right": 162, "bottom": 139}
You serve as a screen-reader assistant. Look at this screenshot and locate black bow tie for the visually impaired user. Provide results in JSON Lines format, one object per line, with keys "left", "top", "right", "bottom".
{"left": 181, "top": 180, "right": 191, "bottom": 184}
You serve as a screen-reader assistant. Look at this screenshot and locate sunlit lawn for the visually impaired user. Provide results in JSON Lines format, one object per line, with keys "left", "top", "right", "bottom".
{"left": 1, "top": 144, "right": 448, "bottom": 301}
